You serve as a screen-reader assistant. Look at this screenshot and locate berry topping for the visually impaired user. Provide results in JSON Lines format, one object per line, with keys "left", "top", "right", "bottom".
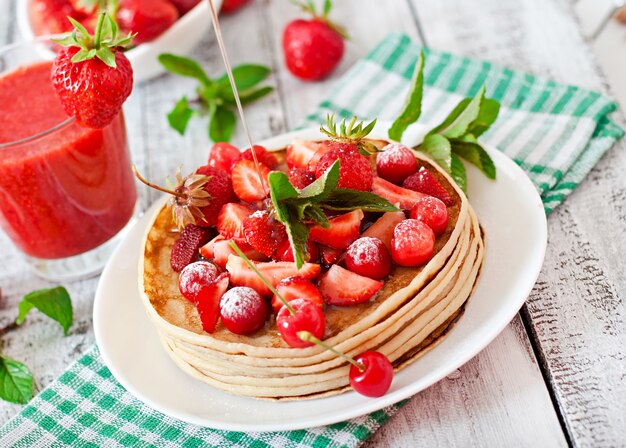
{"left": 276, "top": 298, "right": 326, "bottom": 348}
{"left": 314, "top": 147, "right": 374, "bottom": 191}
{"left": 178, "top": 261, "right": 220, "bottom": 304}
{"left": 195, "top": 273, "right": 229, "bottom": 333}
{"left": 309, "top": 210, "right": 364, "bottom": 250}
{"left": 271, "top": 276, "right": 324, "bottom": 314}
{"left": 51, "top": 13, "right": 134, "bottom": 129}
{"left": 117, "top": 0, "right": 179, "bottom": 44}
{"left": 349, "top": 351, "right": 394, "bottom": 397}
{"left": 208, "top": 142, "right": 242, "bottom": 173}
{"left": 211, "top": 238, "right": 267, "bottom": 268}
{"left": 371, "top": 177, "right": 426, "bottom": 210}
{"left": 226, "top": 256, "right": 321, "bottom": 297}
{"left": 170, "top": 224, "right": 213, "bottom": 272}
{"left": 409, "top": 197, "right": 449, "bottom": 236}
{"left": 376, "top": 143, "right": 417, "bottom": 185}
{"left": 217, "top": 202, "right": 253, "bottom": 239}
{"left": 286, "top": 139, "right": 321, "bottom": 168}
{"left": 319, "top": 245, "right": 343, "bottom": 267}
{"left": 391, "top": 219, "right": 435, "bottom": 267}
{"left": 243, "top": 210, "right": 288, "bottom": 257}
{"left": 242, "top": 145, "right": 278, "bottom": 169}
{"left": 345, "top": 237, "right": 391, "bottom": 280}
{"left": 276, "top": 238, "right": 319, "bottom": 263}
{"left": 288, "top": 167, "right": 315, "bottom": 189}
{"left": 231, "top": 159, "right": 271, "bottom": 202}
{"left": 219, "top": 287, "right": 268, "bottom": 335}
{"left": 318, "top": 265, "right": 383, "bottom": 306}
{"left": 403, "top": 167, "right": 455, "bottom": 206}
{"left": 361, "top": 211, "right": 406, "bottom": 252}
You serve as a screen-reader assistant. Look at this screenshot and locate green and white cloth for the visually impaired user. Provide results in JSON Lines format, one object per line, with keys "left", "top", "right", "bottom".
{"left": 0, "top": 33, "right": 622, "bottom": 447}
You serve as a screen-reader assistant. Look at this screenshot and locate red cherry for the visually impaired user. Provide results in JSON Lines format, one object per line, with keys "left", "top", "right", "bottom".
{"left": 208, "top": 142, "right": 242, "bottom": 173}
{"left": 345, "top": 237, "right": 391, "bottom": 280}
{"left": 376, "top": 143, "right": 417, "bottom": 185}
{"left": 178, "top": 261, "right": 220, "bottom": 304}
{"left": 349, "top": 351, "right": 394, "bottom": 397}
{"left": 409, "top": 196, "right": 449, "bottom": 236}
{"left": 276, "top": 298, "right": 325, "bottom": 348}
{"left": 391, "top": 219, "right": 435, "bottom": 267}
{"left": 219, "top": 286, "right": 268, "bottom": 335}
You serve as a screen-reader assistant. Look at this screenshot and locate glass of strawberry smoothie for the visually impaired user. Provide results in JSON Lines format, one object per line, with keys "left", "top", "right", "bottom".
{"left": 0, "top": 39, "right": 137, "bottom": 281}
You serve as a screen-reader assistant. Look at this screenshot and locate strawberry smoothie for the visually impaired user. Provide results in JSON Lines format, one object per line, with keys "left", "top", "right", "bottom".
{"left": 0, "top": 61, "right": 136, "bottom": 259}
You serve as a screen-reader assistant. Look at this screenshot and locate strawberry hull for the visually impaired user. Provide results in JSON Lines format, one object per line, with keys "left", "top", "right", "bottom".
{"left": 0, "top": 61, "right": 136, "bottom": 259}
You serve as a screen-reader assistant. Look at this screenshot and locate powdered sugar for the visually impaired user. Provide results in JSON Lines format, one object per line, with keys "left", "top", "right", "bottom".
{"left": 178, "top": 261, "right": 219, "bottom": 298}
{"left": 378, "top": 143, "right": 413, "bottom": 164}
{"left": 347, "top": 237, "right": 384, "bottom": 265}
{"left": 220, "top": 286, "right": 263, "bottom": 319}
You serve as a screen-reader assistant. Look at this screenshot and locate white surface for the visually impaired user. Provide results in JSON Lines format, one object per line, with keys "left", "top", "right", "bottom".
{"left": 93, "top": 123, "right": 547, "bottom": 432}
{"left": 16, "top": 0, "right": 218, "bottom": 83}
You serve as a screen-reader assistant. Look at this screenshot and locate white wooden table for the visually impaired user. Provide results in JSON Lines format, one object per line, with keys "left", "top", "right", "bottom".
{"left": 1, "top": 0, "right": 625, "bottom": 446}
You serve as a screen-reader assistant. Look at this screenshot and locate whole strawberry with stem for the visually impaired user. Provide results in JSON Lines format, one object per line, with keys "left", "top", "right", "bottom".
{"left": 51, "top": 13, "right": 134, "bottom": 129}
{"left": 283, "top": 0, "right": 347, "bottom": 81}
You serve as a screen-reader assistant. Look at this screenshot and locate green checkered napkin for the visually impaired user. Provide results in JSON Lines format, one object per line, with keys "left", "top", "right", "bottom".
{"left": 0, "top": 33, "right": 622, "bottom": 447}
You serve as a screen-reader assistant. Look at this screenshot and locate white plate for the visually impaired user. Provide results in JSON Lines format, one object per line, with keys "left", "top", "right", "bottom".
{"left": 94, "top": 124, "right": 547, "bottom": 432}
{"left": 16, "top": 0, "right": 219, "bottom": 83}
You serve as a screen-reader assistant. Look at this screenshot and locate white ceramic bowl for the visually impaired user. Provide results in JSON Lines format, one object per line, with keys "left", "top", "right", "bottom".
{"left": 16, "top": 0, "right": 219, "bottom": 83}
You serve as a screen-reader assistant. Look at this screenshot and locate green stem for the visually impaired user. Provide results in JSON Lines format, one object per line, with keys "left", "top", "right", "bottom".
{"left": 93, "top": 12, "right": 107, "bottom": 48}
{"left": 297, "top": 331, "right": 365, "bottom": 371}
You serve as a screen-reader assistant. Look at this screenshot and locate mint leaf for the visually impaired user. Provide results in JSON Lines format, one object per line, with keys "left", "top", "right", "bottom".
{"left": 0, "top": 356, "right": 33, "bottom": 404}
{"left": 238, "top": 86, "right": 274, "bottom": 105}
{"left": 158, "top": 54, "right": 211, "bottom": 86}
{"left": 451, "top": 140, "right": 496, "bottom": 180}
{"left": 269, "top": 171, "right": 299, "bottom": 205}
{"left": 167, "top": 97, "right": 194, "bottom": 135}
{"left": 421, "top": 134, "right": 452, "bottom": 173}
{"left": 388, "top": 50, "right": 424, "bottom": 142}
{"left": 209, "top": 106, "right": 236, "bottom": 142}
{"left": 323, "top": 189, "right": 399, "bottom": 212}
{"left": 469, "top": 98, "right": 500, "bottom": 137}
{"left": 297, "top": 160, "right": 340, "bottom": 201}
{"left": 437, "top": 85, "right": 486, "bottom": 139}
{"left": 217, "top": 64, "right": 271, "bottom": 94}
{"left": 283, "top": 217, "right": 310, "bottom": 269}
{"left": 450, "top": 153, "right": 467, "bottom": 193}
{"left": 301, "top": 204, "right": 330, "bottom": 228}
{"left": 16, "top": 287, "right": 73, "bottom": 335}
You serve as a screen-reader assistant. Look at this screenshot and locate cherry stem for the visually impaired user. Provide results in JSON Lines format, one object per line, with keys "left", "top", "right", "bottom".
{"left": 93, "top": 12, "right": 107, "bottom": 48}
{"left": 132, "top": 165, "right": 185, "bottom": 199}
{"left": 229, "top": 241, "right": 297, "bottom": 315}
{"left": 297, "top": 331, "right": 365, "bottom": 371}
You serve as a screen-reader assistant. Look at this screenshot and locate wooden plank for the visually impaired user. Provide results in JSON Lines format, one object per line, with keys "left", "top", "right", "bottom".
{"left": 414, "top": 0, "right": 626, "bottom": 445}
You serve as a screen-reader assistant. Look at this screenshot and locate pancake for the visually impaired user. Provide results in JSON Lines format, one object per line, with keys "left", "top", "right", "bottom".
{"left": 139, "top": 140, "right": 485, "bottom": 400}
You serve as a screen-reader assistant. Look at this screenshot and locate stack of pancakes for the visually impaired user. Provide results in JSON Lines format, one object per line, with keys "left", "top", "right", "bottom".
{"left": 139, "top": 144, "right": 484, "bottom": 400}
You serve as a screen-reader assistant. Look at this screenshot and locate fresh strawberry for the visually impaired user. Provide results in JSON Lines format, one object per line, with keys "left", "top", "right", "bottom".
{"left": 242, "top": 145, "right": 278, "bottom": 169}
{"left": 314, "top": 146, "right": 374, "bottom": 191}
{"left": 178, "top": 261, "right": 221, "bottom": 304}
{"left": 226, "top": 255, "right": 321, "bottom": 296}
{"left": 212, "top": 238, "right": 267, "bottom": 267}
{"left": 195, "top": 273, "right": 229, "bottom": 333}
{"left": 117, "top": 0, "right": 179, "bottom": 44}
{"left": 282, "top": 0, "right": 346, "bottom": 81}
{"left": 31, "top": 0, "right": 83, "bottom": 36}
{"left": 306, "top": 143, "right": 332, "bottom": 172}
{"left": 220, "top": 0, "right": 251, "bottom": 14}
{"left": 286, "top": 139, "right": 321, "bottom": 168}
{"left": 361, "top": 211, "right": 406, "bottom": 252}
{"left": 319, "top": 245, "right": 343, "bottom": 267}
{"left": 51, "top": 14, "right": 134, "bottom": 129}
{"left": 318, "top": 265, "right": 383, "bottom": 306}
{"left": 403, "top": 167, "right": 455, "bottom": 206}
{"left": 271, "top": 276, "right": 324, "bottom": 314}
{"left": 376, "top": 143, "right": 417, "bottom": 185}
{"left": 371, "top": 177, "right": 426, "bottom": 210}
{"left": 199, "top": 234, "right": 224, "bottom": 259}
{"left": 231, "top": 159, "right": 271, "bottom": 202}
{"left": 208, "top": 142, "right": 242, "bottom": 173}
{"left": 276, "top": 238, "right": 319, "bottom": 263}
{"left": 309, "top": 210, "right": 364, "bottom": 249}
{"left": 243, "top": 210, "right": 287, "bottom": 257}
{"left": 169, "top": 0, "right": 200, "bottom": 15}
{"left": 288, "top": 167, "right": 315, "bottom": 189}
{"left": 193, "top": 165, "right": 236, "bottom": 225}
{"left": 170, "top": 224, "right": 213, "bottom": 272}
{"left": 217, "top": 202, "right": 253, "bottom": 239}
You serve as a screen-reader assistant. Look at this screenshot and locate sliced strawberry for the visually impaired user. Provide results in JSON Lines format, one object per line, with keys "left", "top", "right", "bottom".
{"left": 319, "top": 245, "right": 343, "bottom": 267}
{"left": 199, "top": 234, "right": 224, "bottom": 259}
{"left": 286, "top": 139, "right": 321, "bottom": 168}
{"left": 217, "top": 202, "right": 253, "bottom": 239}
{"left": 213, "top": 238, "right": 267, "bottom": 268}
{"left": 288, "top": 167, "right": 315, "bottom": 189}
{"left": 226, "top": 255, "right": 321, "bottom": 296}
{"left": 170, "top": 225, "right": 213, "bottom": 272}
{"left": 271, "top": 276, "right": 324, "bottom": 314}
{"left": 309, "top": 209, "right": 364, "bottom": 249}
{"left": 276, "top": 238, "right": 319, "bottom": 263}
{"left": 195, "top": 273, "right": 229, "bottom": 333}
{"left": 318, "top": 265, "right": 383, "bottom": 306}
{"left": 243, "top": 210, "right": 287, "bottom": 257}
{"left": 242, "top": 145, "right": 278, "bottom": 169}
{"left": 371, "top": 177, "right": 427, "bottom": 210}
{"left": 231, "top": 159, "right": 271, "bottom": 202}
{"left": 403, "top": 167, "right": 455, "bottom": 206}
{"left": 361, "top": 211, "right": 406, "bottom": 252}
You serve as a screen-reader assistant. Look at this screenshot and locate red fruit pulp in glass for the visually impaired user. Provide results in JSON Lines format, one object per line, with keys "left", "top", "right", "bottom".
{"left": 0, "top": 61, "right": 136, "bottom": 259}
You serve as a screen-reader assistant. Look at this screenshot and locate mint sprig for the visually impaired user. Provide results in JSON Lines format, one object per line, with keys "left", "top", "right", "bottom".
{"left": 159, "top": 54, "right": 273, "bottom": 142}
{"left": 388, "top": 53, "right": 500, "bottom": 192}
{"left": 269, "top": 160, "right": 398, "bottom": 268}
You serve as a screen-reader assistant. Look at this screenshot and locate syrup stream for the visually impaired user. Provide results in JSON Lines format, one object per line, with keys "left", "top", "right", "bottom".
{"left": 206, "top": 0, "right": 268, "bottom": 195}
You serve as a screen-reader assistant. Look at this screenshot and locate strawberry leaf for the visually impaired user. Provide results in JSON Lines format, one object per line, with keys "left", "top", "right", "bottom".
{"left": 158, "top": 53, "right": 212, "bottom": 86}
{"left": 96, "top": 47, "right": 116, "bottom": 68}
{"left": 421, "top": 134, "right": 452, "bottom": 173}
{"left": 0, "top": 356, "right": 33, "bottom": 404}
{"left": 16, "top": 287, "right": 73, "bottom": 335}
{"left": 167, "top": 97, "right": 194, "bottom": 135}
{"left": 450, "top": 153, "right": 467, "bottom": 193}
{"left": 451, "top": 140, "right": 496, "bottom": 180}
{"left": 388, "top": 50, "right": 424, "bottom": 142}
{"left": 209, "top": 106, "right": 236, "bottom": 142}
